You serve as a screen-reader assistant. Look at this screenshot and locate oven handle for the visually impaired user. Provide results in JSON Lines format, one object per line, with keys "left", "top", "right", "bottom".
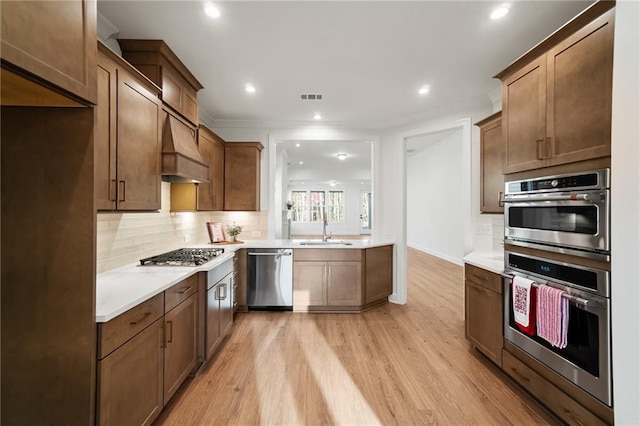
{"left": 504, "top": 192, "right": 605, "bottom": 203}
{"left": 503, "top": 275, "right": 606, "bottom": 313}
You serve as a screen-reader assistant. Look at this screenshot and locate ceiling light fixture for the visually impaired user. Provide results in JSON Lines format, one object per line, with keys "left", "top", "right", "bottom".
{"left": 490, "top": 5, "right": 510, "bottom": 20}
{"left": 337, "top": 153, "right": 348, "bottom": 160}
{"left": 245, "top": 83, "right": 256, "bottom": 93}
{"left": 330, "top": 181, "right": 336, "bottom": 187}
{"left": 299, "top": 161, "right": 304, "bottom": 165}
{"left": 296, "top": 143, "right": 300, "bottom": 147}
{"left": 203, "top": 2, "right": 221, "bottom": 18}
{"left": 418, "top": 85, "right": 430, "bottom": 95}
{"left": 313, "top": 113, "right": 322, "bottom": 120}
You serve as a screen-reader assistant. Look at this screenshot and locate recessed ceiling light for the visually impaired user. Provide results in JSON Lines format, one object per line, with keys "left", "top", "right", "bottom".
{"left": 418, "top": 85, "right": 430, "bottom": 95}
{"left": 299, "top": 161, "right": 304, "bottom": 165}
{"left": 337, "top": 153, "right": 348, "bottom": 160}
{"left": 330, "top": 181, "right": 336, "bottom": 187}
{"left": 490, "top": 5, "right": 510, "bottom": 20}
{"left": 313, "top": 113, "right": 322, "bottom": 120}
{"left": 245, "top": 83, "right": 256, "bottom": 93}
{"left": 296, "top": 143, "right": 300, "bottom": 147}
{"left": 204, "top": 2, "right": 221, "bottom": 18}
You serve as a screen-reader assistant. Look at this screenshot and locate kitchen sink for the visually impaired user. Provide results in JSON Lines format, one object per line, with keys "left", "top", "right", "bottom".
{"left": 299, "top": 240, "right": 353, "bottom": 246}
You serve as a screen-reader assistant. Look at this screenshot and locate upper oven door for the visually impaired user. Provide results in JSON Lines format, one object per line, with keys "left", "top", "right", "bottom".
{"left": 504, "top": 190, "right": 609, "bottom": 255}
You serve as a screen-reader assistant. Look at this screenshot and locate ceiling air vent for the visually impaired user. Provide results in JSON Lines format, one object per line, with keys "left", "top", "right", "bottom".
{"left": 300, "top": 94, "right": 323, "bottom": 100}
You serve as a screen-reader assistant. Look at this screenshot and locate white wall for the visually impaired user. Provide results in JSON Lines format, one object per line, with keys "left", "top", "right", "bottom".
{"left": 288, "top": 181, "right": 371, "bottom": 236}
{"left": 407, "top": 131, "right": 464, "bottom": 264}
{"left": 611, "top": 1, "right": 640, "bottom": 423}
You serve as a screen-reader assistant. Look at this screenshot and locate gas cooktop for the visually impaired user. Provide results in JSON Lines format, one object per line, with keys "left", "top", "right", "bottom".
{"left": 139, "top": 248, "right": 224, "bottom": 266}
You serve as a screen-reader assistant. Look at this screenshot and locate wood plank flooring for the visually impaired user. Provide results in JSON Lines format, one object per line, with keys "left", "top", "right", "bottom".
{"left": 156, "top": 248, "right": 558, "bottom": 425}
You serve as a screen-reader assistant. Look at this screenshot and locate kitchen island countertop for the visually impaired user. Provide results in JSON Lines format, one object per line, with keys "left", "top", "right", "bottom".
{"left": 97, "top": 239, "right": 395, "bottom": 323}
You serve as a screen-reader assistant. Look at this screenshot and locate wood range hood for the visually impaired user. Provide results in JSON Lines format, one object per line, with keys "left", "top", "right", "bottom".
{"left": 161, "top": 113, "right": 209, "bottom": 183}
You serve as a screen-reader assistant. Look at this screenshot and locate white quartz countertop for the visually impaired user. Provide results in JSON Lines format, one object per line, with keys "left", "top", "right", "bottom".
{"left": 96, "top": 239, "right": 394, "bottom": 323}
{"left": 463, "top": 250, "right": 505, "bottom": 275}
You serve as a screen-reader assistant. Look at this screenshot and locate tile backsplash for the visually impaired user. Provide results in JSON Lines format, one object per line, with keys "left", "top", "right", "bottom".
{"left": 97, "top": 182, "right": 268, "bottom": 273}
{"left": 474, "top": 213, "right": 505, "bottom": 254}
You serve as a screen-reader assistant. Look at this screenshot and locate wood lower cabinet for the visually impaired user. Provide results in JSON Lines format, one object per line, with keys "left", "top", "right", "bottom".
{"left": 95, "top": 42, "right": 162, "bottom": 211}
{"left": 475, "top": 112, "right": 504, "bottom": 213}
{"left": 164, "top": 293, "right": 198, "bottom": 404}
{"left": 364, "top": 245, "right": 394, "bottom": 305}
{"left": 464, "top": 263, "right": 503, "bottom": 366}
{"left": 97, "top": 319, "right": 164, "bottom": 426}
{"left": 233, "top": 249, "right": 247, "bottom": 312}
{"left": 503, "top": 347, "right": 612, "bottom": 425}
{"left": 224, "top": 142, "right": 264, "bottom": 211}
{"left": 0, "top": 0, "right": 97, "bottom": 104}
{"left": 293, "top": 246, "right": 392, "bottom": 311}
{"left": 206, "top": 269, "right": 233, "bottom": 359}
{"left": 294, "top": 261, "right": 328, "bottom": 306}
{"left": 327, "top": 262, "right": 362, "bottom": 305}
{"left": 497, "top": 5, "right": 614, "bottom": 174}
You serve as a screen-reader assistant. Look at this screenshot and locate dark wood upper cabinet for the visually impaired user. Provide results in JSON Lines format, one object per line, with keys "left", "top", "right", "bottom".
{"left": 224, "top": 142, "right": 264, "bottom": 211}
{"left": 0, "top": 0, "right": 97, "bottom": 105}
{"left": 118, "top": 39, "right": 203, "bottom": 126}
{"left": 197, "top": 126, "right": 225, "bottom": 211}
{"left": 496, "top": 4, "right": 614, "bottom": 174}
{"left": 95, "top": 42, "right": 162, "bottom": 211}
{"left": 475, "top": 112, "right": 504, "bottom": 213}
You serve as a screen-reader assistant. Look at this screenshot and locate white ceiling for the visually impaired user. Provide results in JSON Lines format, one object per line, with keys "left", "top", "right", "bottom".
{"left": 279, "top": 139, "right": 372, "bottom": 185}
{"left": 97, "top": 0, "right": 594, "bottom": 127}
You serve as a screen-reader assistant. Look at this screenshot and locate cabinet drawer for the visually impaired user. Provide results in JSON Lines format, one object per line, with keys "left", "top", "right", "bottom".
{"left": 165, "top": 274, "right": 199, "bottom": 312}
{"left": 98, "top": 293, "right": 164, "bottom": 359}
{"left": 502, "top": 350, "right": 607, "bottom": 426}
{"left": 294, "top": 248, "right": 362, "bottom": 262}
{"left": 464, "top": 263, "right": 502, "bottom": 293}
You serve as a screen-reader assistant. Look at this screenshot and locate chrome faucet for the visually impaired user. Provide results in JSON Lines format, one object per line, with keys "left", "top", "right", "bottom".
{"left": 322, "top": 209, "right": 330, "bottom": 242}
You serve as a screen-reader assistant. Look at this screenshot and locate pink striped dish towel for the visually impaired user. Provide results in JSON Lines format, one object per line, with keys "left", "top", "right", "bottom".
{"left": 536, "top": 284, "right": 569, "bottom": 349}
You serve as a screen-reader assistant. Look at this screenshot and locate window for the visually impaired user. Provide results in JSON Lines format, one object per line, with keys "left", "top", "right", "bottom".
{"left": 310, "top": 191, "right": 325, "bottom": 222}
{"left": 290, "top": 189, "right": 345, "bottom": 223}
{"left": 328, "top": 191, "right": 345, "bottom": 223}
{"left": 291, "top": 191, "right": 307, "bottom": 222}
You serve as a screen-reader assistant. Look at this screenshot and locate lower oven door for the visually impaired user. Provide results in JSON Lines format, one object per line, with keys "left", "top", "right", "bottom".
{"left": 503, "top": 275, "right": 612, "bottom": 406}
{"left": 504, "top": 190, "right": 609, "bottom": 257}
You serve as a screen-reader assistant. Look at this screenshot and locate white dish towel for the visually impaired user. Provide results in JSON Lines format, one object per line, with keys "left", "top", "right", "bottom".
{"left": 513, "top": 276, "right": 535, "bottom": 328}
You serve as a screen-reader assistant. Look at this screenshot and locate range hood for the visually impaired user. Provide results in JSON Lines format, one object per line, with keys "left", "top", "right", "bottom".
{"left": 161, "top": 113, "right": 209, "bottom": 183}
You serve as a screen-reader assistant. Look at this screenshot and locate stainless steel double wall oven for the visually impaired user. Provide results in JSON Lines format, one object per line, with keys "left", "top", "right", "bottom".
{"left": 503, "top": 169, "right": 612, "bottom": 406}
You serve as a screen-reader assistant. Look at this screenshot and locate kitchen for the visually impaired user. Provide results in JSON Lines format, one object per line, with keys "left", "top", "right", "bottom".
{"left": 1, "top": 1, "right": 638, "bottom": 425}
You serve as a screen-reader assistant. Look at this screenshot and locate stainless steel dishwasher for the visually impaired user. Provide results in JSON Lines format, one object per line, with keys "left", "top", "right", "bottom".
{"left": 247, "top": 248, "right": 293, "bottom": 310}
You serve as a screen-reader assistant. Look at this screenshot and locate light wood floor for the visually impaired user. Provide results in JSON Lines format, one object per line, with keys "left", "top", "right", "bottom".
{"left": 156, "top": 248, "right": 558, "bottom": 425}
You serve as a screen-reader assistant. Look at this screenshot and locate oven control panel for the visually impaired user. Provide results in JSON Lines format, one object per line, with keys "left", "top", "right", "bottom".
{"left": 506, "top": 169, "right": 609, "bottom": 194}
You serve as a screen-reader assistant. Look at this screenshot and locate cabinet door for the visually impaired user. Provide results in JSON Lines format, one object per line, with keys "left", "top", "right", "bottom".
{"left": 293, "top": 262, "right": 326, "bottom": 307}
{"left": 365, "top": 245, "right": 393, "bottom": 304}
{"left": 479, "top": 115, "right": 504, "bottom": 213}
{"left": 545, "top": 10, "right": 614, "bottom": 167}
{"left": 116, "top": 69, "right": 162, "bottom": 210}
{"left": 95, "top": 53, "right": 117, "bottom": 210}
{"left": 327, "top": 262, "right": 362, "bottom": 306}
{"left": 218, "top": 275, "right": 234, "bottom": 338}
{"left": 502, "top": 56, "right": 547, "bottom": 174}
{"left": 465, "top": 280, "right": 502, "bottom": 366}
{"left": 211, "top": 135, "right": 225, "bottom": 210}
{"left": 97, "top": 319, "right": 164, "bottom": 426}
{"left": 206, "top": 285, "right": 222, "bottom": 359}
{"left": 196, "top": 128, "right": 214, "bottom": 211}
{"left": 164, "top": 294, "right": 198, "bottom": 405}
{"left": 224, "top": 143, "right": 262, "bottom": 211}
{"left": 0, "top": 0, "right": 97, "bottom": 104}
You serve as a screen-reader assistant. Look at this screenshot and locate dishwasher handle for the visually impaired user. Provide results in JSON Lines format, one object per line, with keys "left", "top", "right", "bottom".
{"left": 248, "top": 252, "right": 292, "bottom": 256}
